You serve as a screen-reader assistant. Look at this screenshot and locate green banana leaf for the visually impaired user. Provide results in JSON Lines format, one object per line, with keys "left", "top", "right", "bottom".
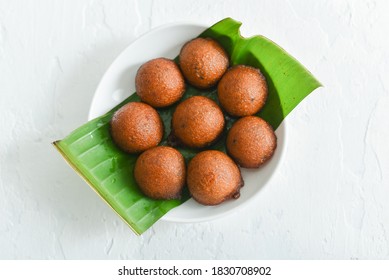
{"left": 53, "top": 18, "right": 321, "bottom": 235}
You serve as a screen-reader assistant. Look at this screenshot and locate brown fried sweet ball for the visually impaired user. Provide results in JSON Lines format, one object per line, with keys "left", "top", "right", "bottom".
{"left": 134, "top": 146, "right": 186, "bottom": 200}
{"left": 227, "top": 116, "right": 277, "bottom": 168}
{"left": 187, "top": 150, "right": 243, "bottom": 206}
{"left": 179, "top": 38, "right": 229, "bottom": 89}
{"left": 110, "top": 102, "right": 163, "bottom": 153}
{"left": 135, "top": 58, "right": 185, "bottom": 107}
{"left": 171, "top": 96, "right": 225, "bottom": 148}
{"left": 218, "top": 65, "right": 268, "bottom": 117}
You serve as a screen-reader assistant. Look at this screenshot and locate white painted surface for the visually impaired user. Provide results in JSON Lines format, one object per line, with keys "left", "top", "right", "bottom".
{"left": 0, "top": 0, "right": 388, "bottom": 259}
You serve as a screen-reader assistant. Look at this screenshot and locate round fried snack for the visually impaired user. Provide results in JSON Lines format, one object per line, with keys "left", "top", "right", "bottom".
{"left": 171, "top": 96, "right": 225, "bottom": 148}
{"left": 134, "top": 146, "right": 186, "bottom": 200}
{"left": 110, "top": 102, "right": 163, "bottom": 153}
{"left": 179, "top": 38, "right": 229, "bottom": 89}
{"left": 187, "top": 150, "right": 243, "bottom": 206}
{"left": 136, "top": 58, "right": 185, "bottom": 107}
{"left": 218, "top": 65, "right": 267, "bottom": 117}
{"left": 227, "top": 116, "right": 277, "bottom": 168}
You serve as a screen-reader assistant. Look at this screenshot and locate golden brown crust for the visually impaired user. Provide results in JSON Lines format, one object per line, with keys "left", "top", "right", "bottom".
{"left": 110, "top": 102, "right": 163, "bottom": 153}
{"left": 218, "top": 65, "right": 268, "bottom": 117}
{"left": 171, "top": 96, "right": 225, "bottom": 148}
{"left": 187, "top": 150, "right": 244, "bottom": 206}
{"left": 227, "top": 116, "right": 277, "bottom": 168}
{"left": 134, "top": 146, "right": 186, "bottom": 200}
{"left": 179, "top": 38, "right": 229, "bottom": 89}
{"left": 135, "top": 58, "right": 185, "bottom": 108}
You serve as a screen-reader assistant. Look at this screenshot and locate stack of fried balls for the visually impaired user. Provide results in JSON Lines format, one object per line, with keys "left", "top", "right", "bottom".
{"left": 110, "top": 37, "right": 277, "bottom": 206}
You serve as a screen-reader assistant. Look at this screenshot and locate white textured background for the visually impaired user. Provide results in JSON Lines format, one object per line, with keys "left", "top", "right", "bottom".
{"left": 1, "top": 0, "right": 388, "bottom": 259}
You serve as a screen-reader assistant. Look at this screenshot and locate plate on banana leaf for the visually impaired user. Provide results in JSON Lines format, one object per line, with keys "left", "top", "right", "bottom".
{"left": 53, "top": 18, "right": 321, "bottom": 235}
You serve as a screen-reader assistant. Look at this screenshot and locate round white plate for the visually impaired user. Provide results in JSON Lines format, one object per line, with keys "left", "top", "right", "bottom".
{"left": 89, "top": 22, "right": 286, "bottom": 223}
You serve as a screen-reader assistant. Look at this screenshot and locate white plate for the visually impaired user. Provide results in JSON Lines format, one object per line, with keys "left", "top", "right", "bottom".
{"left": 89, "top": 22, "right": 286, "bottom": 223}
